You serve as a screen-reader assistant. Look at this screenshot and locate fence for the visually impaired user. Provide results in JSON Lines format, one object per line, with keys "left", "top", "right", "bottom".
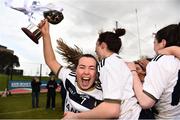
{"left": 7, "top": 80, "right": 61, "bottom": 94}
{"left": 15, "top": 62, "right": 51, "bottom": 77}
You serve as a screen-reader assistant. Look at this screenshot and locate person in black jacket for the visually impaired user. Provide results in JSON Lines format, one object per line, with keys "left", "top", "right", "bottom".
{"left": 31, "top": 77, "right": 41, "bottom": 108}
{"left": 46, "top": 74, "right": 58, "bottom": 110}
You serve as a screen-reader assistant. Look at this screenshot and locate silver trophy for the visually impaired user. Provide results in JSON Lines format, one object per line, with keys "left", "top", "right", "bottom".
{"left": 4, "top": 0, "right": 64, "bottom": 44}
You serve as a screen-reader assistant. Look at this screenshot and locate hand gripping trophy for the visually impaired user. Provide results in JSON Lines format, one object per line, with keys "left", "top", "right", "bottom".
{"left": 4, "top": 0, "right": 64, "bottom": 44}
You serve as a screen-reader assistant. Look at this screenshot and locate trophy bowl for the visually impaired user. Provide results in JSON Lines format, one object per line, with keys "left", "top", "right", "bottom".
{"left": 21, "top": 10, "right": 64, "bottom": 44}
{"left": 44, "top": 10, "right": 64, "bottom": 24}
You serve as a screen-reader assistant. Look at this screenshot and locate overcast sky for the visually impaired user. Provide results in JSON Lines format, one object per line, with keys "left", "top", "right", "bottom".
{"left": 0, "top": 0, "right": 179, "bottom": 76}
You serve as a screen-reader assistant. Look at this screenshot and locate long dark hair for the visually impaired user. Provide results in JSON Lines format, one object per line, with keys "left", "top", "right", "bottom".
{"left": 98, "top": 28, "right": 126, "bottom": 53}
{"left": 155, "top": 22, "right": 180, "bottom": 47}
{"left": 56, "top": 38, "right": 83, "bottom": 70}
{"left": 56, "top": 39, "right": 97, "bottom": 71}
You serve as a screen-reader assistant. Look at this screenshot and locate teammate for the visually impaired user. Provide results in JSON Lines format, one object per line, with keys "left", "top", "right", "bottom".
{"left": 132, "top": 59, "right": 156, "bottom": 119}
{"left": 38, "top": 19, "right": 102, "bottom": 113}
{"left": 128, "top": 23, "right": 180, "bottom": 119}
{"left": 46, "top": 74, "right": 58, "bottom": 110}
{"left": 63, "top": 28, "right": 141, "bottom": 119}
{"left": 31, "top": 77, "right": 41, "bottom": 108}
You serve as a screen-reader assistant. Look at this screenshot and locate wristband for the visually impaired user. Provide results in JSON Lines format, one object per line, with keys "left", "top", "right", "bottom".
{"left": 131, "top": 70, "right": 137, "bottom": 72}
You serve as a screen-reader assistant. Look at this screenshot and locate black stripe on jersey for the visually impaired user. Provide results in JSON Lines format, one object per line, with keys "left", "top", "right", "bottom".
{"left": 98, "top": 58, "right": 105, "bottom": 71}
{"left": 65, "top": 79, "right": 102, "bottom": 109}
{"left": 95, "top": 78, "right": 102, "bottom": 91}
{"left": 116, "top": 55, "right": 121, "bottom": 59}
{"left": 152, "top": 54, "right": 163, "bottom": 61}
{"left": 98, "top": 63, "right": 100, "bottom": 72}
{"left": 171, "top": 70, "right": 180, "bottom": 106}
{"left": 69, "top": 72, "right": 76, "bottom": 77}
{"left": 100, "top": 58, "right": 105, "bottom": 67}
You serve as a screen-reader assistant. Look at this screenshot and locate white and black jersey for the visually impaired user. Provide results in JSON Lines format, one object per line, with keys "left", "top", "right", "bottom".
{"left": 143, "top": 54, "right": 180, "bottom": 119}
{"left": 58, "top": 67, "right": 103, "bottom": 113}
{"left": 98, "top": 53, "right": 141, "bottom": 119}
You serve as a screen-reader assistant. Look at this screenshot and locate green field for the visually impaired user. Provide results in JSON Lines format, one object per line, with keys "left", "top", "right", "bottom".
{"left": 0, "top": 93, "right": 64, "bottom": 119}
{"left": 0, "top": 73, "right": 64, "bottom": 119}
{"left": 0, "top": 74, "right": 7, "bottom": 91}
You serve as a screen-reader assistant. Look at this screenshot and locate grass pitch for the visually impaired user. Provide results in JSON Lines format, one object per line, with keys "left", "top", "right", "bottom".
{"left": 0, "top": 93, "right": 64, "bottom": 119}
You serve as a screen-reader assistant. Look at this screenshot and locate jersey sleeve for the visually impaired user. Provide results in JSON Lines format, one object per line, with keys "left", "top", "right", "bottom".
{"left": 143, "top": 55, "right": 178, "bottom": 99}
{"left": 58, "top": 67, "right": 71, "bottom": 84}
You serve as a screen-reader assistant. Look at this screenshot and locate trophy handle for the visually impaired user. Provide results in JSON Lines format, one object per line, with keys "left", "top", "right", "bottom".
{"left": 21, "top": 24, "right": 42, "bottom": 44}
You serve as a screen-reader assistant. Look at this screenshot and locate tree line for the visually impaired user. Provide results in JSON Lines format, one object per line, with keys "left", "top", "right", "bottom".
{"left": 0, "top": 50, "right": 20, "bottom": 74}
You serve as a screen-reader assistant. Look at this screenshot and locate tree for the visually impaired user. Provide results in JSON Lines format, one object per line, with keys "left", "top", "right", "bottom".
{"left": 0, "top": 51, "right": 20, "bottom": 73}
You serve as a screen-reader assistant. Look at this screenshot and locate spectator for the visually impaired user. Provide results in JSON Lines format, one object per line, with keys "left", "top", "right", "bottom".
{"left": 1, "top": 88, "right": 10, "bottom": 97}
{"left": 46, "top": 73, "right": 58, "bottom": 110}
{"left": 31, "top": 77, "right": 41, "bottom": 108}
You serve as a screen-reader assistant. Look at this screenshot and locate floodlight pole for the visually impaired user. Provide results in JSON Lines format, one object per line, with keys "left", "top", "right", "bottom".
{"left": 39, "top": 64, "right": 42, "bottom": 81}
{"left": 135, "top": 8, "right": 141, "bottom": 58}
{"left": 115, "top": 21, "right": 118, "bottom": 29}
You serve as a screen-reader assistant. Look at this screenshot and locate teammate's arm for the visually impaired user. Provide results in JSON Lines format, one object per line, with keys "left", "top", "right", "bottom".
{"left": 127, "top": 62, "right": 156, "bottom": 109}
{"left": 158, "top": 46, "right": 180, "bottom": 59}
{"left": 39, "top": 19, "right": 61, "bottom": 75}
{"left": 63, "top": 101, "right": 120, "bottom": 119}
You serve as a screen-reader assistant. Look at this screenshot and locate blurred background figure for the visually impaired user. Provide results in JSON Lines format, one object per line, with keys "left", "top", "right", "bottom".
{"left": 1, "top": 88, "right": 11, "bottom": 97}
{"left": 31, "top": 76, "right": 41, "bottom": 108}
{"left": 46, "top": 71, "right": 58, "bottom": 110}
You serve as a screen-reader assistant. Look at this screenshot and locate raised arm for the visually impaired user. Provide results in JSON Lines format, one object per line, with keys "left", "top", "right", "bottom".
{"left": 158, "top": 46, "right": 180, "bottom": 59}
{"left": 38, "top": 19, "right": 61, "bottom": 75}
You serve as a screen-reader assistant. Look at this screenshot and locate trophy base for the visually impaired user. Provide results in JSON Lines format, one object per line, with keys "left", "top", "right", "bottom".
{"left": 21, "top": 27, "right": 39, "bottom": 44}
